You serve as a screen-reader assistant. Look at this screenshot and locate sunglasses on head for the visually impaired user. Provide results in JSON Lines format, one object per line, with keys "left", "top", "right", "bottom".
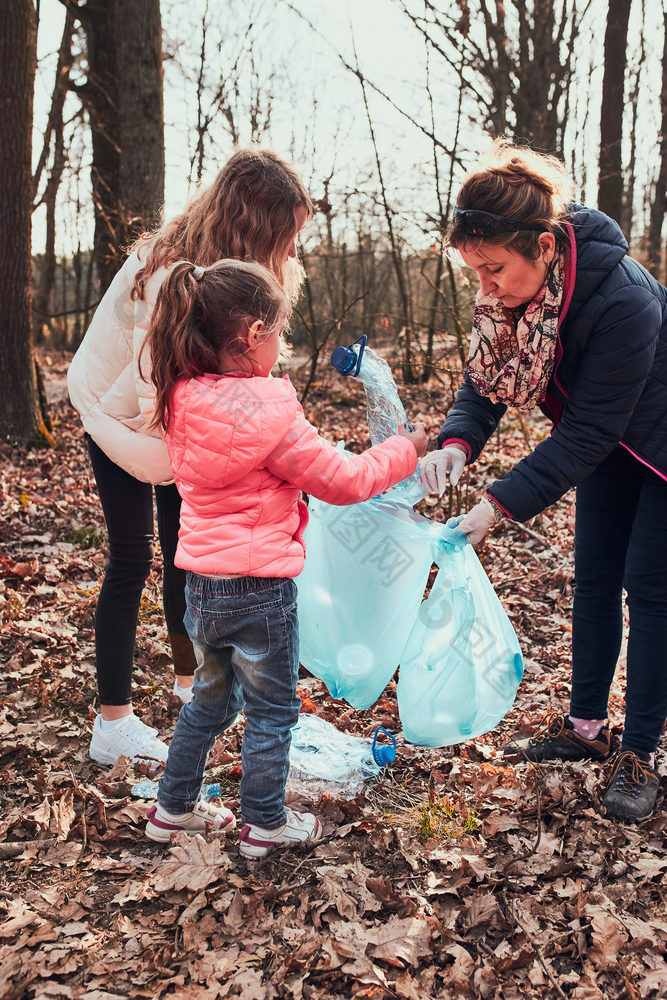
{"left": 453, "top": 207, "right": 546, "bottom": 236}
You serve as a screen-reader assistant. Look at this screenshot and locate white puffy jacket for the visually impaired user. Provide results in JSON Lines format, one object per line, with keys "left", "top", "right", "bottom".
{"left": 67, "top": 249, "right": 173, "bottom": 485}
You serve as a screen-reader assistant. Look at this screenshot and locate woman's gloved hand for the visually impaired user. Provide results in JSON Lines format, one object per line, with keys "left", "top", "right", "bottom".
{"left": 458, "top": 497, "right": 502, "bottom": 547}
{"left": 420, "top": 444, "right": 467, "bottom": 494}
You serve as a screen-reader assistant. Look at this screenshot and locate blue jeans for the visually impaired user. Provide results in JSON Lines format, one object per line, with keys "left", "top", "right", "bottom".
{"left": 571, "top": 447, "right": 667, "bottom": 753}
{"left": 158, "top": 573, "right": 300, "bottom": 828}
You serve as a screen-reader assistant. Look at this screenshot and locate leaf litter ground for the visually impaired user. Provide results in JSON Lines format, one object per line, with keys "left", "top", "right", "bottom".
{"left": 0, "top": 351, "right": 665, "bottom": 1000}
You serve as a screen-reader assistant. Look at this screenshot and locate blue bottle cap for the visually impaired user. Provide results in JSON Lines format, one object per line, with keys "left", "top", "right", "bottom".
{"left": 331, "top": 345, "right": 357, "bottom": 374}
{"left": 330, "top": 334, "right": 367, "bottom": 377}
{"left": 371, "top": 726, "right": 397, "bottom": 766}
{"left": 374, "top": 744, "right": 395, "bottom": 765}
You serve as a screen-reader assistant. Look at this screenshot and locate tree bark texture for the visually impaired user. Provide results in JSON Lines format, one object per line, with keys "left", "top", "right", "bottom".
{"left": 83, "top": 0, "right": 165, "bottom": 293}
{"left": 646, "top": 8, "right": 667, "bottom": 282}
{"left": 598, "top": 0, "right": 632, "bottom": 224}
{"left": 0, "top": 0, "right": 51, "bottom": 444}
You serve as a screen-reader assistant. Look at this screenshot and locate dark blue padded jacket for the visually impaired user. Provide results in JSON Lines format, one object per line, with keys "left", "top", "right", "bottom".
{"left": 437, "top": 206, "right": 667, "bottom": 522}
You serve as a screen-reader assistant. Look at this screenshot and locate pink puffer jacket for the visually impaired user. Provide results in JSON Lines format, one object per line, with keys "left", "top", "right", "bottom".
{"left": 167, "top": 373, "right": 418, "bottom": 578}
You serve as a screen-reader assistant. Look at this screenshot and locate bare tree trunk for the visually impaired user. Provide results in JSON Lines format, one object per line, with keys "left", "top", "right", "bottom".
{"left": 192, "top": 0, "right": 210, "bottom": 184}
{"left": 84, "top": 250, "right": 96, "bottom": 332}
{"left": 60, "top": 249, "right": 68, "bottom": 320}
{"left": 423, "top": 40, "right": 445, "bottom": 383}
{"left": 82, "top": 0, "right": 165, "bottom": 293}
{"left": 0, "top": 0, "right": 52, "bottom": 445}
{"left": 116, "top": 0, "right": 164, "bottom": 245}
{"left": 73, "top": 243, "right": 83, "bottom": 345}
{"left": 646, "top": 7, "right": 667, "bottom": 281}
{"left": 422, "top": 41, "right": 466, "bottom": 384}
{"left": 598, "top": 0, "right": 632, "bottom": 223}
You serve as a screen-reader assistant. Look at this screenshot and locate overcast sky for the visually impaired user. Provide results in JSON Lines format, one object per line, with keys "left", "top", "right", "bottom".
{"left": 33, "top": 0, "right": 665, "bottom": 256}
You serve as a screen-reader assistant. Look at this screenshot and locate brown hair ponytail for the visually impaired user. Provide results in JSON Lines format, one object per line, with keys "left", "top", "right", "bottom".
{"left": 142, "top": 259, "right": 288, "bottom": 432}
{"left": 448, "top": 140, "right": 575, "bottom": 258}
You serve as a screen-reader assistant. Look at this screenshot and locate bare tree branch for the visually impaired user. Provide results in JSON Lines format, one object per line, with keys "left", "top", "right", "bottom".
{"left": 281, "top": 0, "right": 463, "bottom": 164}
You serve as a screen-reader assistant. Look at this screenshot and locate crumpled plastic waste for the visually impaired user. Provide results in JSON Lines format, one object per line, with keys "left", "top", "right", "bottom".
{"left": 286, "top": 713, "right": 395, "bottom": 799}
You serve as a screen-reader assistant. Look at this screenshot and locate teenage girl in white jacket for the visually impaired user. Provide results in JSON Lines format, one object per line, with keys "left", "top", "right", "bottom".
{"left": 67, "top": 149, "right": 312, "bottom": 768}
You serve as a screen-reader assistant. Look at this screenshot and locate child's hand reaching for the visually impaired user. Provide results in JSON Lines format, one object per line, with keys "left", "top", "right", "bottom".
{"left": 398, "top": 422, "right": 428, "bottom": 457}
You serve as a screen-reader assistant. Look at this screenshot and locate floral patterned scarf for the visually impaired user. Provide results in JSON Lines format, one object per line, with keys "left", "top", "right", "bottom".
{"left": 465, "top": 251, "right": 565, "bottom": 409}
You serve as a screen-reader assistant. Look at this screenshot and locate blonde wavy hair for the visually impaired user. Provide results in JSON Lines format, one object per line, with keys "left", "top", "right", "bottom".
{"left": 131, "top": 148, "right": 313, "bottom": 303}
{"left": 448, "top": 139, "right": 575, "bottom": 258}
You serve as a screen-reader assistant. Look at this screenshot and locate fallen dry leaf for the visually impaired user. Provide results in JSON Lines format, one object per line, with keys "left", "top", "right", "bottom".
{"left": 0, "top": 354, "right": 665, "bottom": 1000}
{"left": 151, "top": 832, "right": 231, "bottom": 892}
{"left": 587, "top": 906, "right": 629, "bottom": 969}
{"left": 372, "top": 915, "right": 433, "bottom": 968}
{"left": 442, "top": 942, "right": 475, "bottom": 992}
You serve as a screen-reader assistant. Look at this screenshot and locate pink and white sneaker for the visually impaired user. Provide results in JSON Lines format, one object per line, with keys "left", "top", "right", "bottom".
{"left": 239, "top": 807, "right": 322, "bottom": 859}
{"left": 146, "top": 798, "right": 236, "bottom": 843}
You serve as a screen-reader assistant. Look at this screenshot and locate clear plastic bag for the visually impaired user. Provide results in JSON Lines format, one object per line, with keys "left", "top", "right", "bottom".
{"left": 131, "top": 779, "right": 222, "bottom": 800}
{"left": 331, "top": 336, "right": 424, "bottom": 504}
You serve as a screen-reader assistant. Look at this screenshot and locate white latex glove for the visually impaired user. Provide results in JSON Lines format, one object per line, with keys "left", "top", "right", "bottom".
{"left": 457, "top": 498, "right": 497, "bottom": 547}
{"left": 420, "top": 445, "right": 467, "bottom": 494}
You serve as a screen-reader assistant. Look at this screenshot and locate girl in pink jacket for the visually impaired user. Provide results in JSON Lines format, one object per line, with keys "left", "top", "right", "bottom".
{"left": 68, "top": 149, "right": 311, "bottom": 770}
{"left": 143, "top": 258, "right": 426, "bottom": 858}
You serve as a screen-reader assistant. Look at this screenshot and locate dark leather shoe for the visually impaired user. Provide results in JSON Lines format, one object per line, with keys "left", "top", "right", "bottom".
{"left": 504, "top": 711, "right": 612, "bottom": 763}
{"left": 602, "top": 749, "right": 659, "bottom": 823}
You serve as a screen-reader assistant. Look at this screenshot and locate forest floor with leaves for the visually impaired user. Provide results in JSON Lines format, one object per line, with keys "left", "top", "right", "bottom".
{"left": 1, "top": 350, "right": 666, "bottom": 1000}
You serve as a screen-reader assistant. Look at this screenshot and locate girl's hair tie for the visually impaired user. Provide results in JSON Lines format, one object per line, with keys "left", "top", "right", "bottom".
{"left": 192, "top": 265, "right": 205, "bottom": 281}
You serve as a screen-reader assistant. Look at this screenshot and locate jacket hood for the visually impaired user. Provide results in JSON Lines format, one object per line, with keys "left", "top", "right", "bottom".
{"left": 171, "top": 374, "right": 301, "bottom": 488}
{"left": 566, "top": 205, "right": 628, "bottom": 312}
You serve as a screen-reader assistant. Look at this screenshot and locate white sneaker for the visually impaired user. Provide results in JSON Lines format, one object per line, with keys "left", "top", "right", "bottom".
{"left": 89, "top": 714, "right": 169, "bottom": 770}
{"left": 238, "top": 807, "right": 322, "bottom": 859}
{"left": 172, "top": 679, "right": 194, "bottom": 705}
{"left": 146, "top": 798, "right": 236, "bottom": 843}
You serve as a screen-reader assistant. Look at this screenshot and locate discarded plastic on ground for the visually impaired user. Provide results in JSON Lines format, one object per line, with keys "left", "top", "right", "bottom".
{"left": 128, "top": 718, "right": 393, "bottom": 803}
{"left": 286, "top": 713, "right": 394, "bottom": 798}
{"left": 297, "top": 335, "right": 523, "bottom": 748}
{"left": 131, "top": 779, "right": 222, "bottom": 800}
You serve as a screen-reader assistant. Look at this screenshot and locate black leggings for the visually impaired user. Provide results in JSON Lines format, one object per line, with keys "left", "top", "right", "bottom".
{"left": 87, "top": 436, "right": 196, "bottom": 706}
{"left": 571, "top": 447, "right": 667, "bottom": 754}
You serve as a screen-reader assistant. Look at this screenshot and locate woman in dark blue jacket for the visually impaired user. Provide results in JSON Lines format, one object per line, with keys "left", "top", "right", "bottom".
{"left": 421, "top": 141, "right": 666, "bottom": 823}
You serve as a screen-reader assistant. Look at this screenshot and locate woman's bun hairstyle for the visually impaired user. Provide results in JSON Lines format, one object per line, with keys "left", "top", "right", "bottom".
{"left": 448, "top": 139, "right": 575, "bottom": 258}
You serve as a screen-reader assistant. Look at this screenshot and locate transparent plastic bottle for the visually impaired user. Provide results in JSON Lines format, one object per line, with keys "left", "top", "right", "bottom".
{"left": 397, "top": 542, "right": 477, "bottom": 746}
{"left": 330, "top": 335, "right": 423, "bottom": 503}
